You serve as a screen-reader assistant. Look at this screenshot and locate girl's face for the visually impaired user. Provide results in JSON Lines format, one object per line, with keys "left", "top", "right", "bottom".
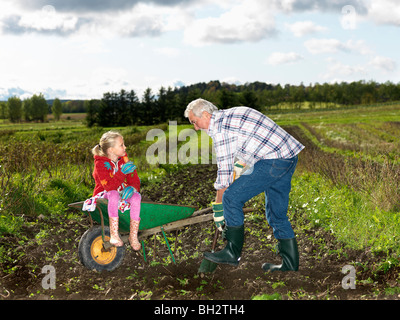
{"left": 108, "top": 136, "right": 126, "bottom": 160}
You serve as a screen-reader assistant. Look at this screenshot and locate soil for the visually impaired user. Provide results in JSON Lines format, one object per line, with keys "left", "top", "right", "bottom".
{"left": 1, "top": 165, "right": 400, "bottom": 301}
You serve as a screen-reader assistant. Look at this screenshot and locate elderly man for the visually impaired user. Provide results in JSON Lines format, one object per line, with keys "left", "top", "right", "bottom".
{"left": 184, "top": 98, "right": 305, "bottom": 272}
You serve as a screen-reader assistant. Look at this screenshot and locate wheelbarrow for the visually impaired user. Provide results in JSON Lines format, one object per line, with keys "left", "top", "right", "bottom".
{"left": 68, "top": 199, "right": 215, "bottom": 272}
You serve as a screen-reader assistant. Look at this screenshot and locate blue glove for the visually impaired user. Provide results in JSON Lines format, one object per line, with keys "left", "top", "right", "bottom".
{"left": 121, "top": 161, "right": 136, "bottom": 174}
{"left": 121, "top": 186, "right": 135, "bottom": 200}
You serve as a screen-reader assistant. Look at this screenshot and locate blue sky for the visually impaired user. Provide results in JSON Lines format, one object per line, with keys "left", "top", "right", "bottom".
{"left": 0, "top": 0, "right": 399, "bottom": 100}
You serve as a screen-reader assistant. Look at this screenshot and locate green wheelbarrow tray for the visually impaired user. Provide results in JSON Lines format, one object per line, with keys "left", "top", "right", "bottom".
{"left": 68, "top": 199, "right": 215, "bottom": 269}
{"left": 77, "top": 198, "right": 198, "bottom": 232}
{"left": 68, "top": 199, "right": 214, "bottom": 240}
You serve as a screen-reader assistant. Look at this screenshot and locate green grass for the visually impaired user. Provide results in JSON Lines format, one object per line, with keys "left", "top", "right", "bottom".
{"left": 1, "top": 103, "right": 400, "bottom": 262}
{"left": 289, "top": 171, "right": 400, "bottom": 255}
{"left": 252, "top": 292, "right": 282, "bottom": 300}
{"left": 269, "top": 103, "right": 400, "bottom": 126}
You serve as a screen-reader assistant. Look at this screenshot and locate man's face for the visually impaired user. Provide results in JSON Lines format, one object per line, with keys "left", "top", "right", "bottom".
{"left": 188, "top": 110, "right": 211, "bottom": 131}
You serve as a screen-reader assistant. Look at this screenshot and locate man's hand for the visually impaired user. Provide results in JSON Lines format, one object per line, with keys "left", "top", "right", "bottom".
{"left": 211, "top": 202, "right": 225, "bottom": 231}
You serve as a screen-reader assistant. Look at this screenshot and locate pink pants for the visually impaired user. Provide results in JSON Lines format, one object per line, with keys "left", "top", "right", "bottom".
{"left": 103, "top": 190, "right": 141, "bottom": 221}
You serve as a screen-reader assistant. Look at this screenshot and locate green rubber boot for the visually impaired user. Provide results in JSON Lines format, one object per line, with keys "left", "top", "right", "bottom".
{"left": 262, "top": 238, "right": 299, "bottom": 272}
{"left": 203, "top": 225, "right": 244, "bottom": 266}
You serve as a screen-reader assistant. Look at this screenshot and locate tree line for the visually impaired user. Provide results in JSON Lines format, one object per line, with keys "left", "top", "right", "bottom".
{"left": 2, "top": 80, "right": 400, "bottom": 125}
{"left": 0, "top": 94, "right": 62, "bottom": 123}
{"left": 86, "top": 80, "right": 400, "bottom": 126}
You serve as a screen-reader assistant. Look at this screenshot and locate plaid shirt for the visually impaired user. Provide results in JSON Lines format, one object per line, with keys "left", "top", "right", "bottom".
{"left": 207, "top": 107, "right": 304, "bottom": 190}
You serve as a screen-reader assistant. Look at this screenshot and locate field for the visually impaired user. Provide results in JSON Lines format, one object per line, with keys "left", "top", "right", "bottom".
{"left": 1, "top": 104, "right": 400, "bottom": 301}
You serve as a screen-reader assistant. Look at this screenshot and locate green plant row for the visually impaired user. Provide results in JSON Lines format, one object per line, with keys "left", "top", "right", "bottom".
{"left": 289, "top": 171, "right": 400, "bottom": 256}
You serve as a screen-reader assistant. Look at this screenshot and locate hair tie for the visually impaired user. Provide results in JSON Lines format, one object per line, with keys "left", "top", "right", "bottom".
{"left": 98, "top": 144, "right": 102, "bottom": 150}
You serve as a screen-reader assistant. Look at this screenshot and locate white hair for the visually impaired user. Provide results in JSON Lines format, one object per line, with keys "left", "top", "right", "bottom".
{"left": 184, "top": 98, "right": 218, "bottom": 118}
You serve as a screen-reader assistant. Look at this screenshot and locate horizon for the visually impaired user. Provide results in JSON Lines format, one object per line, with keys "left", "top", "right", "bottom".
{"left": 2, "top": 78, "right": 399, "bottom": 103}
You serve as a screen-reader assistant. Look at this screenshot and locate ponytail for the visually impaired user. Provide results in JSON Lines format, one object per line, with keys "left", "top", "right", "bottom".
{"left": 92, "top": 131, "right": 123, "bottom": 157}
{"left": 92, "top": 144, "right": 106, "bottom": 157}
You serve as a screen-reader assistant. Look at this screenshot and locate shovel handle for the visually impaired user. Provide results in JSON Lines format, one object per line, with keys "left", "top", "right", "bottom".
{"left": 211, "top": 227, "right": 219, "bottom": 252}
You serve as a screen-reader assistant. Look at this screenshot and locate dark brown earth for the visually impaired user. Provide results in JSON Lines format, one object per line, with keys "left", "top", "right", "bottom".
{"left": 1, "top": 164, "right": 400, "bottom": 302}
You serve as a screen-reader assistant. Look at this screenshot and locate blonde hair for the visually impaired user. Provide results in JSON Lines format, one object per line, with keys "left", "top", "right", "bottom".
{"left": 92, "top": 131, "right": 123, "bottom": 157}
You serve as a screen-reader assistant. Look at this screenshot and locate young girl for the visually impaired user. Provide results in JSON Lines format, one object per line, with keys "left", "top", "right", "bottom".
{"left": 84, "top": 131, "right": 141, "bottom": 251}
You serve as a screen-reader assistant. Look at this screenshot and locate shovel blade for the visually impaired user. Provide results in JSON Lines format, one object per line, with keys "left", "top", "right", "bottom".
{"left": 198, "top": 258, "right": 218, "bottom": 274}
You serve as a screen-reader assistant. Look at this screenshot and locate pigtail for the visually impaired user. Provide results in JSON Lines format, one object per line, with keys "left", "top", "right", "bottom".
{"left": 92, "top": 144, "right": 100, "bottom": 156}
{"left": 92, "top": 144, "right": 107, "bottom": 157}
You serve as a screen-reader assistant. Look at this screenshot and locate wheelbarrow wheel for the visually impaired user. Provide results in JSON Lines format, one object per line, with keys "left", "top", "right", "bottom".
{"left": 78, "top": 226, "right": 125, "bottom": 272}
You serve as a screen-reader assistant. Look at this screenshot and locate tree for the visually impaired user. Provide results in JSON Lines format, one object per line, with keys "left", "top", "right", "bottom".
{"left": 52, "top": 98, "right": 63, "bottom": 121}
{"left": 7, "top": 96, "right": 22, "bottom": 123}
{"left": 116, "top": 89, "right": 130, "bottom": 126}
{"left": 218, "top": 88, "right": 236, "bottom": 109}
{"left": 239, "top": 90, "right": 259, "bottom": 110}
{"left": 31, "top": 94, "right": 48, "bottom": 122}
{"left": 23, "top": 98, "right": 33, "bottom": 121}
{"left": 62, "top": 100, "right": 85, "bottom": 113}
{"left": 84, "top": 99, "right": 100, "bottom": 127}
{"left": 127, "top": 90, "right": 140, "bottom": 125}
{"left": 84, "top": 80, "right": 400, "bottom": 128}
{"left": 156, "top": 86, "right": 167, "bottom": 123}
{"left": 0, "top": 101, "right": 7, "bottom": 119}
{"left": 163, "top": 86, "right": 178, "bottom": 122}
{"left": 141, "top": 88, "right": 155, "bottom": 125}
{"left": 98, "top": 92, "right": 118, "bottom": 127}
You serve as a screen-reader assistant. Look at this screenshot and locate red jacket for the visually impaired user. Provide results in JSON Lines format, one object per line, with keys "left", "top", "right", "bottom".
{"left": 92, "top": 153, "right": 140, "bottom": 196}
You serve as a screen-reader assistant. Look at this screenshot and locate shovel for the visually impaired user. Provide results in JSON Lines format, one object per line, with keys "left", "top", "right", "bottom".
{"left": 198, "top": 171, "right": 243, "bottom": 274}
{"left": 198, "top": 227, "right": 219, "bottom": 274}
{"left": 197, "top": 207, "right": 254, "bottom": 274}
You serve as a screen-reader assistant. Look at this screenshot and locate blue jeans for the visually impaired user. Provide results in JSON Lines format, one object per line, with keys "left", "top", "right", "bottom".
{"left": 222, "top": 156, "right": 298, "bottom": 239}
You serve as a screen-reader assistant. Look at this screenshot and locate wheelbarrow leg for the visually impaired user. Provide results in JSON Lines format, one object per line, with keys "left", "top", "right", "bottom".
{"left": 142, "top": 240, "right": 147, "bottom": 263}
{"left": 161, "top": 226, "right": 176, "bottom": 264}
{"left": 98, "top": 206, "right": 106, "bottom": 242}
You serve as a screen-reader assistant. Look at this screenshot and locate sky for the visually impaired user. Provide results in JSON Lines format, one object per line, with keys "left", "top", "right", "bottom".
{"left": 0, "top": 0, "right": 399, "bottom": 100}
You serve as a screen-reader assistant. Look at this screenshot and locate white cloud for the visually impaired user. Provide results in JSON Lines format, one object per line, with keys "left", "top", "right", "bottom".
{"left": 323, "top": 55, "right": 397, "bottom": 82}
{"left": 271, "top": 0, "right": 368, "bottom": 14}
{"left": 285, "top": 20, "right": 327, "bottom": 37}
{"left": 74, "top": 4, "right": 167, "bottom": 38}
{"left": 367, "top": 0, "right": 400, "bottom": 26}
{"left": 221, "top": 77, "right": 242, "bottom": 85}
{"left": 18, "top": 5, "right": 78, "bottom": 32}
{"left": 1, "top": 7, "right": 78, "bottom": 35}
{"left": 183, "top": 0, "right": 277, "bottom": 46}
{"left": 323, "top": 59, "right": 368, "bottom": 80}
{"left": 305, "top": 38, "right": 345, "bottom": 54}
{"left": 369, "top": 56, "right": 397, "bottom": 72}
{"left": 5, "top": 0, "right": 194, "bottom": 13}
{"left": 304, "top": 38, "right": 371, "bottom": 55}
{"left": 267, "top": 52, "right": 304, "bottom": 65}
{"left": 347, "top": 40, "right": 373, "bottom": 55}
{"left": 0, "top": 2, "right": 171, "bottom": 38}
